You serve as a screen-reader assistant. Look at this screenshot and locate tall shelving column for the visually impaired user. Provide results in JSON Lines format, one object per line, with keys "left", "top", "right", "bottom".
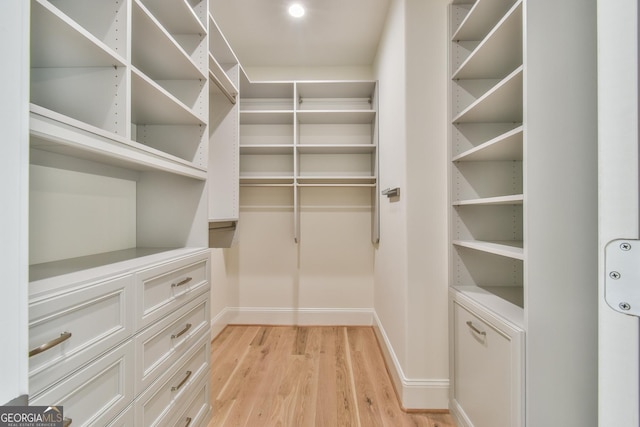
{"left": 448, "top": 0, "right": 598, "bottom": 425}
{"left": 295, "top": 81, "right": 380, "bottom": 243}
{"left": 448, "top": 0, "right": 525, "bottom": 426}
{"left": 449, "top": 0, "right": 523, "bottom": 308}
{"left": 237, "top": 73, "right": 296, "bottom": 238}
{"left": 208, "top": 11, "right": 240, "bottom": 245}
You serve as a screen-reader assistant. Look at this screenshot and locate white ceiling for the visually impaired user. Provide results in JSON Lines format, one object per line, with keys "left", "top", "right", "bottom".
{"left": 210, "top": 0, "right": 392, "bottom": 68}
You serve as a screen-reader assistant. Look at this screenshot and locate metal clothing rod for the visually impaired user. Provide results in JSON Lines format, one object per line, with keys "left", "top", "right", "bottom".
{"left": 209, "top": 225, "right": 236, "bottom": 231}
{"left": 211, "top": 76, "right": 237, "bottom": 104}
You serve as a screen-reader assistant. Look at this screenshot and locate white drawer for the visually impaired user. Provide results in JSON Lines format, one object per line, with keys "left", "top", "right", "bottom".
{"left": 29, "top": 274, "right": 134, "bottom": 397}
{"left": 452, "top": 300, "right": 524, "bottom": 427}
{"left": 134, "top": 292, "right": 210, "bottom": 395}
{"left": 30, "top": 340, "right": 134, "bottom": 427}
{"left": 135, "top": 252, "right": 210, "bottom": 330}
{"left": 106, "top": 406, "right": 134, "bottom": 427}
{"left": 168, "top": 374, "right": 211, "bottom": 427}
{"left": 135, "top": 334, "right": 211, "bottom": 427}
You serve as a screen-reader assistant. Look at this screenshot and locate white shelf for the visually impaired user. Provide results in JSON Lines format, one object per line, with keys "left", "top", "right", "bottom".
{"left": 209, "top": 13, "right": 238, "bottom": 65}
{"left": 131, "top": 68, "right": 205, "bottom": 125}
{"left": 132, "top": 1, "right": 206, "bottom": 81}
{"left": 31, "top": 0, "right": 126, "bottom": 68}
{"left": 240, "top": 145, "right": 293, "bottom": 154}
{"left": 453, "top": 239, "right": 524, "bottom": 260}
{"left": 297, "top": 177, "right": 377, "bottom": 185}
{"left": 240, "top": 111, "right": 295, "bottom": 124}
{"left": 139, "top": 0, "right": 206, "bottom": 34}
{"left": 453, "top": 194, "right": 523, "bottom": 206}
{"left": 30, "top": 106, "right": 207, "bottom": 180}
{"left": 297, "top": 110, "right": 376, "bottom": 124}
{"left": 452, "top": 0, "right": 520, "bottom": 42}
{"left": 29, "top": 247, "right": 208, "bottom": 295}
{"left": 297, "top": 144, "right": 376, "bottom": 154}
{"left": 240, "top": 177, "right": 295, "bottom": 185}
{"left": 453, "top": 66, "right": 523, "bottom": 123}
{"left": 296, "top": 81, "right": 377, "bottom": 99}
{"left": 451, "top": 286, "right": 524, "bottom": 328}
{"left": 452, "top": 1, "right": 522, "bottom": 79}
{"left": 453, "top": 126, "right": 523, "bottom": 161}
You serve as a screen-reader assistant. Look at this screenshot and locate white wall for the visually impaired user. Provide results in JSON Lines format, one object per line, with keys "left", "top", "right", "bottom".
{"left": 0, "top": 0, "right": 29, "bottom": 404}
{"left": 211, "top": 179, "right": 375, "bottom": 327}
{"left": 374, "top": 0, "right": 450, "bottom": 409}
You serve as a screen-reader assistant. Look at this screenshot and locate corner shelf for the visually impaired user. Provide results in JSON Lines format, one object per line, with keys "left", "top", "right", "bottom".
{"left": 453, "top": 239, "right": 524, "bottom": 260}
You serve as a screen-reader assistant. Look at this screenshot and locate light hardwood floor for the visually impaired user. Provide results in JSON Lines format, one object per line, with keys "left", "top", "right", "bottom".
{"left": 207, "top": 325, "right": 455, "bottom": 427}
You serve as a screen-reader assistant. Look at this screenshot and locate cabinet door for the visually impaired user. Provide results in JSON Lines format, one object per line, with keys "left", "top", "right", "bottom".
{"left": 452, "top": 301, "right": 522, "bottom": 427}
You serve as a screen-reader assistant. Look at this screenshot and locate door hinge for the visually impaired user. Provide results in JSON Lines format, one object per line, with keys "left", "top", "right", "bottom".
{"left": 605, "top": 239, "right": 640, "bottom": 316}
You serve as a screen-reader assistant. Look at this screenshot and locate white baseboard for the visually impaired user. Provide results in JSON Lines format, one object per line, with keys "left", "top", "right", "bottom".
{"left": 372, "top": 312, "right": 450, "bottom": 410}
{"left": 209, "top": 307, "right": 449, "bottom": 410}
{"left": 210, "top": 306, "right": 374, "bottom": 340}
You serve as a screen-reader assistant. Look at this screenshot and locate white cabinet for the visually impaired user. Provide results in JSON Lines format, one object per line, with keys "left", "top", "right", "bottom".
{"left": 29, "top": 249, "right": 211, "bottom": 426}
{"left": 27, "top": 0, "right": 212, "bottom": 424}
{"left": 450, "top": 289, "right": 524, "bottom": 427}
{"left": 239, "top": 75, "right": 380, "bottom": 243}
{"left": 448, "top": 0, "right": 598, "bottom": 425}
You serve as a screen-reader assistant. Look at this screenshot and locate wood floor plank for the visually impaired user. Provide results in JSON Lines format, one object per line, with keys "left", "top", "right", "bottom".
{"left": 207, "top": 326, "right": 455, "bottom": 427}
{"left": 315, "top": 326, "right": 339, "bottom": 427}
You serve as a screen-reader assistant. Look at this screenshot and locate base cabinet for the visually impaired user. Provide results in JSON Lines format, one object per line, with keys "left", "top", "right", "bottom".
{"left": 28, "top": 249, "right": 211, "bottom": 427}
{"left": 449, "top": 289, "right": 524, "bottom": 427}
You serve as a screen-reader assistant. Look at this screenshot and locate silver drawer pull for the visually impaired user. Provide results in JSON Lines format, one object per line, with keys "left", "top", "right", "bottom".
{"left": 171, "top": 370, "right": 192, "bottom": 392}
{"left": 63, "top": 418, "right": 72, "bottom": 427}
{"left": 172, "top": 277, "right": 192, "bottom": 288}
{"left": 184, "top": 417, "right": 192, "bottom": 427}
{"left": 29, "top": 332, "right": 72, "bottom": 357}
{"left": 171, "top": 323, "right": 192, "bottom": 339}
{"left": 466, "top": 321, "right": 486, "bottom": 336}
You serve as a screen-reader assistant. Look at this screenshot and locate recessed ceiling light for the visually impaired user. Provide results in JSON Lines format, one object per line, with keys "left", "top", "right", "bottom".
{"left": 288, "top": 3, "right": 305, "bottom": 18}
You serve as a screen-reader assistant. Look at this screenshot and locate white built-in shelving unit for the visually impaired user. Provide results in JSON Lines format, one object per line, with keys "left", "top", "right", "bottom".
{"left": 449, "top": 0, "right": 524, "bottom": 426}
{"left": 207, "top": 10, "right": 240, "bottom": 245}
{"left": 448, "top": 0, "right": 598, "bottom": 425}
{"left": 450, "top": 0, "right": 524, "bottom": 313}
{"left": 27, "top": 0, "right": 213, "bottom": 424}
{"left": 238, "top": 74, "right": 380, "bottom": 243}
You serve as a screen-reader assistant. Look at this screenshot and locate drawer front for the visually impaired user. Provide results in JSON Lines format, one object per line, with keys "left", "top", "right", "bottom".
{"left": 134, "top": 293, "right": 210, "bottom": 395}
{"left": 135, "top": 334, "right": 210, "bottom": 427}
{"left": 453, "top": 302, "right": 512, "bottom": 427}
{"left": 29, "top": 274, "right": 134, "bottom": 397}
{"left": 135, "top": 252, "right": 210, "bottom": 330}
{"left": 30, "top": 340, "right": 134, "bottom": 427}
{"left": 168, "top": 374, "right": 211, "bottom": 427}
{"left": 106, "top": 405, "right": 134, "bottom": 427}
